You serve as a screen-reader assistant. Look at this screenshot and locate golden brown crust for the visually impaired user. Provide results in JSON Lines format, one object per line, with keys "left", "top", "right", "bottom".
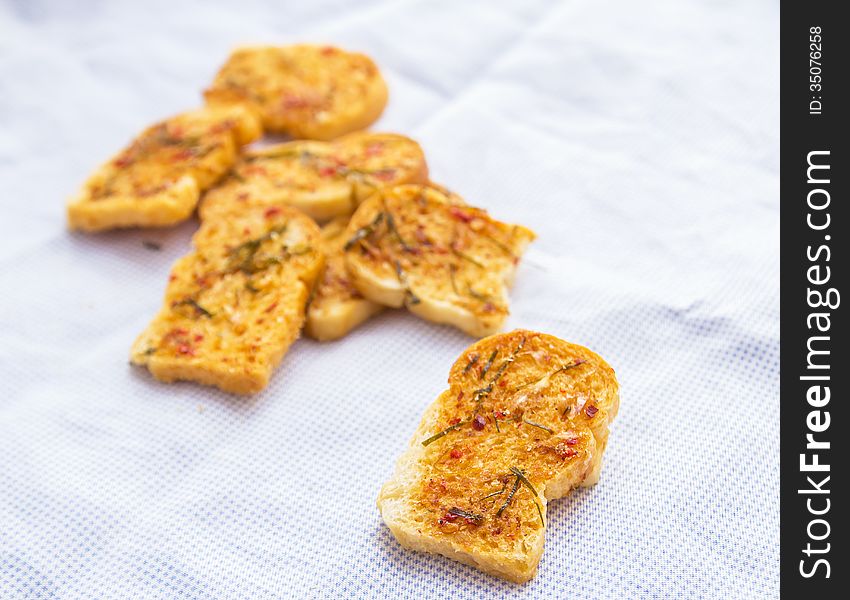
{"left": 204, "top": 44, "right": 387, "bottom": 140}
{"left": 130, "top": 205, "right": 324, "bottom": 394}
{"left": 343, "top": 184, "right": 535, "bottom": 337}
{"left": 198, "top": 132, "right": 428, "bottom": 223}
{"left": 67, "top": 105, "right": 261, "bottom": 232}
{"left": 304, "top": 217, "right": 384, "bottom": 341}
{"left": 378, "top": 330, "right": 619, "bottom": 582}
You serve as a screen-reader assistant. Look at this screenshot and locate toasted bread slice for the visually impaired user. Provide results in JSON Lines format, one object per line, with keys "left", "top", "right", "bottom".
{"left": 204, "top": 44, "right": 387, "bottom": 140}
{"left": 130, "top": 205, "right": 323, "bottom": 394}
{"left": 378, "top": 330, "right": 619, "bottom": 583}
{"left": 199, "top": 132, "right": 428, "bottom": 223}
{"left": 67, "top": 105, "right": 261, "bottom": 232}
{"left": 304, "top": 217, "right": 384, "bottom": 341}
{"left": 342, "top": 185, "right": 535, "bottom": 337}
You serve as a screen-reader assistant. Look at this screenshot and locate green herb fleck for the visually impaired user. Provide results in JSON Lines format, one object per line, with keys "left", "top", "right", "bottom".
{"left": 344, "top": 212, "right": 384, "bottom": 251}
{"left": 496, "top": 475, "right": 521, "bottom": 517}
{"left": 522, "top": 420, "right": 553, "bottom": 434}
{"left": 510, "top": 467, "right": 539, "bottom": 498}
{"left": 447, "top": 507, "right": 484, "bottom": 525}
{"left": 422, "top": 420, "right": 468, "bottom": 447}
{"left": 480, "top": 349, "right": 498, "bottom": 380}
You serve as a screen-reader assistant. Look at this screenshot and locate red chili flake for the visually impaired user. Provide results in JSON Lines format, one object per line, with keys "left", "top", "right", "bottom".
{"left": 498, "top": 379, "right": 507, "bottom": 387}
{"left": 172, "top": 328, "right": 189, "bottom": 337}
{"left": 472, "top": 414, "right": 487, "bottom": 431}
{"left": 194, "top": 334, "right": 204, "bottom": 342}
{"left": 365, "top": 142, "right": 384, "bottom": 157}
{"left": 113, "top": 155, "right": 133, "bottom": 168}
{"left": 456, "top": 390, "right": 464, "bottom": 401}
{"left": 438, "top": 512, "right": 458, "bottom": 525}
{"left": 556, "top": 445, "right": 577, "bottom": 459}
{"left": 449, "top": 448, "right": 463, "bottom": 459}
{"left": 264, "top": 207, "right": 281, "bottom": 218}
{"left": 494, "top": 411, "right": 507, "bottom": 419}
{"left": 264, "top": 301, "right": 278, "bottom": 314}
{"left": 282, "top": 94, "right": 310, "bottom": 109}
{"left": 243, "top": 227, "right": 251, "bottom": 236}
{"left": 168, "top": 274, "right": 177, "bottom": 282}
{"left": 172, "top": 148, "right": 195, "bottom": 162}
{"left": 414, "top": 227, "right": 430, "bottom": 244}
{"left": 585, "top": 404, "right": 599, "bottom": 418}
{"left": 176, "top": 344, "right": 194, "bottom": 356}
{"left": 448, "top": 417, "right": 461, "bottom": 425}
{"left": 566, "top": 437, "right": 579, "bottom": 446}
{"left": 373, "top": 169, "right": 396, "bottom": 181}
{"left": 448, "top": 206, "right": 475, "bottom": 223}
{"left": 320, "top": 46, "right": 337, "bottom": 56}
{"left": 318, "top": 166, "right": 337, "bottom": 178}
{"left": 208, "top": 120, "right": 234, "bottom": 135}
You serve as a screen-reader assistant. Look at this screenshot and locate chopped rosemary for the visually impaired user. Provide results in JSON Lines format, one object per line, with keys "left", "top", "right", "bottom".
{"left": 523, "top": 420, "right": 553, "bottom": 434}
{"left": 493, "top": 412, "right": 501, "bottom": 432}
{"left": 344, "top": 212, "right": 384, "bottom": 250}
{"left": 174, "top": 298, "right": 213, "bottom": 318}
{"left": 510, "top": 467, "right": 539, "bottom": 498}
{"left": 562, "top": 405, "right": 572, "bottom": 417}
{"left": 480, "top": 232, "right": 515, "bottom": 257}
{"left": 394, "top": 260, "right": 420, "bottom": 305}
{"left": 480, "top": 349, "right": 498, "bottom": 380}
{"left": 467, "top": 285, "right": 492, "bottom": 303}
{"left": 447, "top": 507, "right": 484, "bottom": 525}
{"left": 462, "top": 353, "right": 479, "bottom": 374}
{"left": 511, "top": 359, "right": 587, "bottom": 394}
{"left": 143, "top": 347, "right": 156, "bottom": 356}
{"left": 452, "top": 247, "right": 484, "bottom": 269}
{"left": 385, "top": 212, "right": 413, "bottom": 252}
{"left": 534, "top": 501, "right": 545, "bottom": 527}
{"left": 422, "top": 420, "right": 468, "bottom": 446}
{"left": 448, "top": 264, "right": 460, "bottom": 295}
{"left": 228, "top": 225, "right": 288, "bottom": 274}
{"left": 496, "top": 475, "right": 521, "bottom": 517}
{"left": 475, "top": 484, "right": 506, "bottom": 503}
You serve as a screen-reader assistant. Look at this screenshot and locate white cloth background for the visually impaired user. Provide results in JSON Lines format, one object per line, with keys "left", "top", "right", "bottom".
{"left": 0, "top": 0, "right": 779, "bottom": 598}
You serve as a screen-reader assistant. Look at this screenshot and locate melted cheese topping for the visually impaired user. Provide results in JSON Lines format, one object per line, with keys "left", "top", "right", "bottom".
{"left": 204, "top": 44, "right": 387, "bottom": 140}
{"left": 199, "top": 132, "right": 428, "bottom": 222}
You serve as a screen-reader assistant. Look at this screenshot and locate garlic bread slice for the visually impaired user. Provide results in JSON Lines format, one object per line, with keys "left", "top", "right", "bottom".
{"left": 343, "top": 185, "right": 535, "bottom": 337}
{"left": 199, "top": 132, "right": 428, "bottom": 222}
{"left": 67, "top": 105, "right": 261, "bottom": 232}
{"left": 204, "top": 44, "right": 387, "bottom": 140}
{"left": 378, "top": 330, "right": 619, "bottom": 583}
{"left": 304, "top": 217, "right": 384, "bottom": 341}
{"left": 130, "top": 205, "right": 323, "bottom": 395}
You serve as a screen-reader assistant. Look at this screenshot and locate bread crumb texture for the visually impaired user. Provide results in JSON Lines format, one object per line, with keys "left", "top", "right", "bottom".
{"left": 377, "top": 330, "right": 619, "bottom": 583}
